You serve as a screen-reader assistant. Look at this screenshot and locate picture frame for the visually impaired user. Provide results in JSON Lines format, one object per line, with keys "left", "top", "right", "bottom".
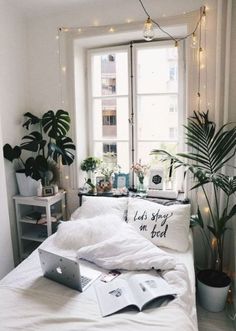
{"left": 42, "top": 186, "right": 54, "bottom": 197}
{"left": 113, "top": 173, "right": 129, "bottom": 189}
{"left": 148, "top": 169, "right": 164, "bottom": 190}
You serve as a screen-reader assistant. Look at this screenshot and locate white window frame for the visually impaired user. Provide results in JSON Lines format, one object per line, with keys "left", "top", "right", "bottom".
{"left": 87, "top": 45, "right": 130, "bottom": 160}
{"left": 86, "top": 40, "right": 185, "bottom": 188}
{"left": 132, "top": 40, "right": 185, "bottom": 161}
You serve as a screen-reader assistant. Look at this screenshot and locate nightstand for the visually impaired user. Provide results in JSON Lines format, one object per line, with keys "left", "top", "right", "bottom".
{"left": 13, "top": 190, "right": 66, "bottom": 260}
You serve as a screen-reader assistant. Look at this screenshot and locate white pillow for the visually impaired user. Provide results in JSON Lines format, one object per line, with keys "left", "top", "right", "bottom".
{"left": 71, "top": 196, "right": 128, "bottom": 220}
{"left": 54, "top": 214, "right": 122, "bottom": 250}
{"left": 127, "top": 198, "right": 191, "bottom": 252}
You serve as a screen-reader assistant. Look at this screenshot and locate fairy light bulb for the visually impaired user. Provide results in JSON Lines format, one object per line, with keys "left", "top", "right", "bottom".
{"left": 191, "top": 32, "right": 198, "bottom": 48}
{"left": 143, "top": 17, "right": 154, "bottom": 41}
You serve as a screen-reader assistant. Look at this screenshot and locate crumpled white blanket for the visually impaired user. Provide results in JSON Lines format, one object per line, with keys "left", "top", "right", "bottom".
{"left": 77, "top": 223, "right": 176, "bottom": 270}
{"left": 54, "top": 214, "right": 176, "bottom": 271}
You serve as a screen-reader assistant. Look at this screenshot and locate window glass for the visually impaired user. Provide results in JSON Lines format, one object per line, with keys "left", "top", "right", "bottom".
{"left": 88, "top": 42, "right": 183, "bottom": 184}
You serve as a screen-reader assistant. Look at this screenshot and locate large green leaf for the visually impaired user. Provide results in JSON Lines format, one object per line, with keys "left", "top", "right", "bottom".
{"left": 42, "top": 109, "right": 70, "bottom": 139}
{"left": 21, "top": 131, "right": 46, "bottom": 152}
{"left": 184, "top": 112, "right": 236, "bottom": 173}
{"left": 3, "top": 144, "right": 21, "bottom": 162}
{"left": 48, "top": 136, "right": 75, "bottom": 165}
{"left": 24, "top": 155, "right": 49, "bottom": 180}
{"left": 212, "top": 174, "right": 236, "bottom": 196}
{"left": 22, "top": 112, "right": 41, "bottom": 130}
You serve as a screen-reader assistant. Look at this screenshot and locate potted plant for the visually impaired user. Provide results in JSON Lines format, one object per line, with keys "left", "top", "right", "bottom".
{"left": 80, "top": 156, "right": 101, "bottom": 193}
{"left": 3, "top": 109, "right": 76, "bottom": 196}
{"left": 152, "top": 111, "right": 236, "bottom": 312}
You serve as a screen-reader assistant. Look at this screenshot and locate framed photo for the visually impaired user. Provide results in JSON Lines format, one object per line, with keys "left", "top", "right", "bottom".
{"left": 148, "top": 169, "right": 164, "bottom": 190}
{"left": 113, "top": 173, "right": 129, "bottom": 189}
{"left": 42, "top": 186, "right": 54, "bottom": 197}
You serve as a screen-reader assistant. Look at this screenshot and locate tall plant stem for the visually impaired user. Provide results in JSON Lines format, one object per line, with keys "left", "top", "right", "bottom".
{"left": 19, "top": 158, "right": 25, "bottom": 168}
{"left": 201, "top": 227, "right": 214, "bottom": 267}
{"left": 202, "top": 185, "right": 217, "bottom": 230}
{"left": 40, "top": 121, "right": 45, "bottom": 159}
{"left": 213, "top": 183, "right": 220, "bottom": 225}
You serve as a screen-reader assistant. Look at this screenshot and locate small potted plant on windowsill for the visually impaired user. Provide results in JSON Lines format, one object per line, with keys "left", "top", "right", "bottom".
{"left": 152, "top": 111, "right": 236, "bottom": 312}
{"left": 3, "top": 110, "right": 76, "bottom": 196}
{"left": 80, "top": 156, "right": 101, "bottom": 193}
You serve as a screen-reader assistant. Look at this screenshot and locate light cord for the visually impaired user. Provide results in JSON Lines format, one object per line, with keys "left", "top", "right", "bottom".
{"left": 138, "top": 0, "right": 206, "bottom": 43}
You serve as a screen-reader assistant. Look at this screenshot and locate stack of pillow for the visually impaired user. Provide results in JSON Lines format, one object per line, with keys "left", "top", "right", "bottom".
{"left": 56, "top": 196, "right": 191, "bottom": 253}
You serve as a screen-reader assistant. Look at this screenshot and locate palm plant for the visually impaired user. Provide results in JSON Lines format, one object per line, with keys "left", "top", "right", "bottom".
{"left": 152, "top": 111, "right": 236, "bottom": 273}
{"left": 3, "top": 110, "right": 76, "bottom": 183}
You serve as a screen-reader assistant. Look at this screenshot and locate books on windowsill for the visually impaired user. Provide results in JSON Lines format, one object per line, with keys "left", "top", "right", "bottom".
{"left": 147, "top": 189, "right": 178, "bottom": 200}
{"left": 95, "top": 271, "right": 176, "bottom": 317}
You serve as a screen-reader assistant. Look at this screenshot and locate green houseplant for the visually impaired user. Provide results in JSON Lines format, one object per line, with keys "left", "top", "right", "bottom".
{"left": 80, "top": 156, "right": 101, "bottom": 193}
{"left": 152, "top": 111, "right": 236, "bottom": 311}
{"left": 3, "top": 110, "right": 76, "bottom": 194}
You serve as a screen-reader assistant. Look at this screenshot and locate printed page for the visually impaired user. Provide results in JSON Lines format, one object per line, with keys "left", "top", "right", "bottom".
{"left": 95, "top": 278, "right": 137, "bottom": 317}
{"left": 128, "top": 271, "right": 176, "bottom": 310}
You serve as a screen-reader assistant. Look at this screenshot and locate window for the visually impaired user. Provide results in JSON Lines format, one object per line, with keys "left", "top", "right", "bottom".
{"left": 88, "top": 41, "right": 184, "bottom": 174}
{"left": 169, "top": 127, "right": 178, "bottom": 140}
{"left": 103, "top": 115, "right": 116, "bottom": 126}
{"left": 103, "top": 143, "right": 117, "bottom": 154}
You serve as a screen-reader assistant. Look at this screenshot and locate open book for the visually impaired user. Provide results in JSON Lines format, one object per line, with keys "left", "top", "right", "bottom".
{"left": 95, "top": 272, "right": 177, "bottom": 317}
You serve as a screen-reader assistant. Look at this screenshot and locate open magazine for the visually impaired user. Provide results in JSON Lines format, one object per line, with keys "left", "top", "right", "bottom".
{"left": 95, "top": 272, "right": 177, "bottom": 317}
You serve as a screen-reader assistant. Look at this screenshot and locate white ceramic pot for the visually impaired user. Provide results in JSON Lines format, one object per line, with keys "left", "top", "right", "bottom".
{"left": 197, "top": 278, "right": 230, "bottom": 312}
{"left": 16, "top": 172, "right": 40, "bottom": 196}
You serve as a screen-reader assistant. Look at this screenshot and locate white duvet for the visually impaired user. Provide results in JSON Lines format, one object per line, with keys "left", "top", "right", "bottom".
{"left": 0, "top": 215, "right": 198, "bottom": 331}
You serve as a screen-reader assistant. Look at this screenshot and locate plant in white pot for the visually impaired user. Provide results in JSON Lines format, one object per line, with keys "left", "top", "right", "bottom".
{"left": 3, "top": 110, "right": 76, "bottom": 196}
{"left": 152, "top": 111, "right": 236, "bottom": 312}
{"left": 80, "top": 156, "right": 101, "bottom": 193}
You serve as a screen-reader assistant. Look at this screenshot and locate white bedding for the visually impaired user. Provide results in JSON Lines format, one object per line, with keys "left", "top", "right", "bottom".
{"left": 0, "top": 233, "right": 197, "bottom": 331}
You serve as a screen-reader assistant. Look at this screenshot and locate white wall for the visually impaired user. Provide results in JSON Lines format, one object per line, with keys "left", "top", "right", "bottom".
{"left": 26, "top": 4, "right": 215, "bottom": 214}
{"left": 0, "top": 118, "right": 14, "bottom": 278}
{"left": 0, "top": 0, "right": 28, "bottom": 266}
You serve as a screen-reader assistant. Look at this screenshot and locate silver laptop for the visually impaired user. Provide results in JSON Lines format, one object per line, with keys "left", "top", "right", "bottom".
{"left": 38, "top": 248, "right": 101, "bottom": 291}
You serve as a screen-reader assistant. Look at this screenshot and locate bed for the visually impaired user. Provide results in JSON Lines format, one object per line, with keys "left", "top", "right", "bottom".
{"left": 0, "top": 196, "right": 198, "bottom": 331}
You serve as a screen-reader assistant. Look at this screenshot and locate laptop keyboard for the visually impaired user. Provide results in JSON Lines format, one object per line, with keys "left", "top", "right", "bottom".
{"left": 81, "top": 275, "right": 92, "bottom": 288}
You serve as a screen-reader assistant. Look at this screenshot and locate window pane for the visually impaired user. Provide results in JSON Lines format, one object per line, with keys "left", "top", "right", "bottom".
{"left": 92, "top": 51, "right": 128, "bottom": 97}
{"left": 93, "top": 97, "right": 129, "bottom": 140}
{"left": 137, "top": 95, "right": 178, "bottom": 140}
{"left": 137, "top": 46, "right": 178, "bottom": 94}
{"left": 94, "top": 141, "right": 129, "bottom": 172}
{"left": 137, "top": 141, "right": 177, "bottom": 165}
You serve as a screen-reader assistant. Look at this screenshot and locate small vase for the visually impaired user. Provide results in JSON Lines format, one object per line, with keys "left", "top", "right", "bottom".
{"left": 137, "top": 176, "right": 146, "bottom": 192}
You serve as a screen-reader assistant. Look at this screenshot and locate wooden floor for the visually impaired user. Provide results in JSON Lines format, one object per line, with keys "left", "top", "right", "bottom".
{"left": 197, "top": 304, "right": 235, "bottom": 331}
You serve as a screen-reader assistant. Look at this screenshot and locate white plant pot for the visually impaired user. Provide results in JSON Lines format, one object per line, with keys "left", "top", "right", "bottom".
{"left": 197, "top": 278, "right": 230, "bottom": 312}
{"left": 16, "top": 172, "right": 40, "bottom": 196}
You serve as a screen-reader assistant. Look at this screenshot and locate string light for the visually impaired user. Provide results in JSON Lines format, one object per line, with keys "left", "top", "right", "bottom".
{"left": 138, "top": 0, "right": 206, "bottom": 46}
{"left": 143, "top": 17, "right": 154, "bottom": 41}
{"left": 191, "top": 32, "right": 198, "bottom": 48}
{"left": 211, "top": 238, "right": 217, "bottom": 247}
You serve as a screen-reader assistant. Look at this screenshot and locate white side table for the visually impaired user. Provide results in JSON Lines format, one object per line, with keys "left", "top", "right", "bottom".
{"left": 13, "top": 190, "right": 66, "bottom": 260}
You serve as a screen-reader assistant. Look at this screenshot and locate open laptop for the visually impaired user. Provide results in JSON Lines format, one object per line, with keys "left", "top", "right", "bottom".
{"left": 38, "top": 248, "right": 101, "bottom": 291}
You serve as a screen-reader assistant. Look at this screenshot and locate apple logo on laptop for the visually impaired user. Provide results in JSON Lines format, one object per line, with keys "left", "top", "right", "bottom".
{"left": 56, "top": 266, "right": 62, "bottom": 274}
